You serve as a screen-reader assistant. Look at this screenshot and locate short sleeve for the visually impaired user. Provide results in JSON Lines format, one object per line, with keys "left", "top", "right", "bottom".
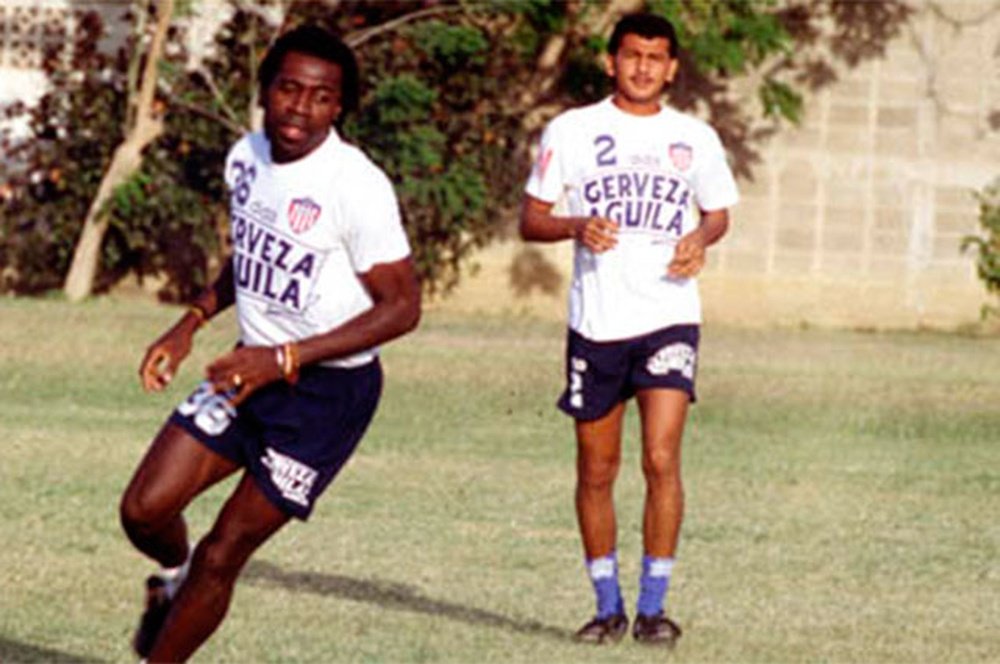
{"left": 342, "top": 166, "right": 411, "bottom": 274}
{"left": 524, "top": 117, "right": 569, "bottom": 203}
{"left": 692, "top": 128, "right": 739, "bottom": 212}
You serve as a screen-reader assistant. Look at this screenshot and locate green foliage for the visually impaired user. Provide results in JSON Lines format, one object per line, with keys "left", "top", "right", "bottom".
{"left": 342, "top": 6, "right": 532, "bottom": 292}
{"left": 411, "top": 20, "right": 488, "bottom": 68}
{"left": 0, "top": 0, "right": 914, "bottom": 298}
{"left": 961, "top": 177, "right": 1000, "bottom": 318}
{"left": 759, "top": 78, "right": 804, "bottom": 123}
{"left": 651, "top": 0, "right": 799, "bottom": 121}
{"left": 370, "top": 75, "right": 438, "bottom": 126}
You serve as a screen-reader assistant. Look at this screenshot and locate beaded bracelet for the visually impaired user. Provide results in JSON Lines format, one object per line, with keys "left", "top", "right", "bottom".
{"left": 274, "top": 342, "right": 301, "bottom": 384}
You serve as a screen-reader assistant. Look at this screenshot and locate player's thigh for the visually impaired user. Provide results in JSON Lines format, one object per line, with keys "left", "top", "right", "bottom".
{"left": 636, "top": 388, "right": 689, "bottom": 458}
{"left": 199, "top": 473, "right": 290, "bottom": 572}
{"left": 122, "top": 422, "right": 240, "bottom": 523}
{"left": 575, "top": 401, "right": 627, "bottom": 476}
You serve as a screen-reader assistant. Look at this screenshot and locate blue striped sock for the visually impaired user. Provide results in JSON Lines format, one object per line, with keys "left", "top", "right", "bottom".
{"left": 637, "top": 555, "right": 674, "bottom": 617}
{"left": 586, "top": 552, "right": 623, "bottom": 619}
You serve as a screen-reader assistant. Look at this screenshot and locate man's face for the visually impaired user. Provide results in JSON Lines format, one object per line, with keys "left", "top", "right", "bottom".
{"left": 606, "top": 33, "right": 678, "bottom": 109}
{"left": 263, "top": 51, "right": 342, "bottom": 163}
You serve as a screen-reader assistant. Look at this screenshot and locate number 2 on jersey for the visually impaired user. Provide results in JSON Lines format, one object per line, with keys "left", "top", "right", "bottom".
{"left": 594, "top": 135, "right": 617, "bottom": 167}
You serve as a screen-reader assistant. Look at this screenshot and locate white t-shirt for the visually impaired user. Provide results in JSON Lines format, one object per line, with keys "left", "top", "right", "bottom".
{"left": 525, "top": 97, "right": 739, "bottom": 341}
{"left": 224, "top": 129, "right": 411, "bottom": 367}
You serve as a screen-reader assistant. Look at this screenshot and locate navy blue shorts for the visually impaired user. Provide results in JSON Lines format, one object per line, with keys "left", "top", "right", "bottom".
{"left": 557, "top": 325, "right": 699, "bottom": 421}
{"left": 169, "top": 359, "right": 382, "bottom": 520}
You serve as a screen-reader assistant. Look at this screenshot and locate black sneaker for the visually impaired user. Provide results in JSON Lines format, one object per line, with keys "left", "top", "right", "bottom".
{"left": 574, "top": 613, "right": 629, "bottom": 644}
{"left": 632, "top": 612, "right": 682, "bottom": 646}
{"left": 132, "top": 575, "right": 172, "bottom": 658}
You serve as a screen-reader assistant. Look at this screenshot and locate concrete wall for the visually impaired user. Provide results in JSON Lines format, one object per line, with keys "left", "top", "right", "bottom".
{"left": 436, "top": 1, "right": 1000, "bottom": 330}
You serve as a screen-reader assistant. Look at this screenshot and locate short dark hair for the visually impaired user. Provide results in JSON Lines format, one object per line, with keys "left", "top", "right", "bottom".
{"left": 608, "top": 13, "right": 679, "bottom": 58}
{"left": 258, "top": 25, "right": 360, "bottom": 125}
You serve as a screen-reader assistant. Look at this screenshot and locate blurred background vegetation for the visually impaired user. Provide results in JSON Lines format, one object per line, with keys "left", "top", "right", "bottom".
{"left": 7, "top": 0, "right": 995, "bottom": 310}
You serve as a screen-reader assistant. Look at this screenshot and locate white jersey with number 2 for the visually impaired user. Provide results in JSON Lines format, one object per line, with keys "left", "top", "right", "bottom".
{"left": 224, "top": 129, "right": 411, "bottom": 368}
{"left": 525, "top": 97, "right": 739, "bottom": 342}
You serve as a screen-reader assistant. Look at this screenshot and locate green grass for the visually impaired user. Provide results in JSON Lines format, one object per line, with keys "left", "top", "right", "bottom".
{"left": 1, "top": 296, "right": 998, "bottom": 662}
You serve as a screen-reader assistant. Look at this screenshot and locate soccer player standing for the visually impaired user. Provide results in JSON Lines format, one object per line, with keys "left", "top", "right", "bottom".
{"left": 118, "top": 25, "right": 421, "bottom": 661}
{"left": 520, "top": 13, "right": 738, "bottom": 645}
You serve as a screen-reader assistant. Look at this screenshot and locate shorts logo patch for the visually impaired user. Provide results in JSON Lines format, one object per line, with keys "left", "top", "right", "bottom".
{"left": 176, "top": 382, "right": 236, "bottom": 436}
{"left": 647, "top": 342, "right": 696, "bottom": 380}
{"left": 261, "top": 447, "right": 318, "bottom": 507}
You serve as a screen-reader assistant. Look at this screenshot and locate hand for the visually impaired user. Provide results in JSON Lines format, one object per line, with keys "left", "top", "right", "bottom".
{"left": 668, "top": 228, "right": 707, "bottom": 278}
{"left": 574, "top": 216, "right": 618, "bottom": 253}
{"left": 139, "top": 324, "right": 195, "bottom": 392}
{"left": 205, "top": 345, "right": 284, "bottom": 407}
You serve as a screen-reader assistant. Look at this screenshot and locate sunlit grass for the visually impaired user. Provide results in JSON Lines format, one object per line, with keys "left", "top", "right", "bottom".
{"left": 1, "top": 297, "right": 998, "bottom": 662}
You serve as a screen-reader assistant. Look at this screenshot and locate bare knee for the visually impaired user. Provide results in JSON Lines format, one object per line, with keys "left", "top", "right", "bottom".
{"left": 120, "top": 485, "right": 165, "bottom": 538}
{"left": 641, "top": 445, "right": 681, "bottom": 487}
{"left": 194, "top": 528, "right": 261, "bottom": 584}
{"left": 578, "top": 452, "right": 621, "bottom": 493}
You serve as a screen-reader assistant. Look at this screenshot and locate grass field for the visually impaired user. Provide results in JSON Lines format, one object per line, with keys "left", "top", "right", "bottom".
{"left": 1, "top": 296, "right": 998, "bottom": 663}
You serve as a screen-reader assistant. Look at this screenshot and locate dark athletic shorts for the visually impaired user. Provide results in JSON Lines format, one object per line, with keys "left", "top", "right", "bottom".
{"left": 557, "top": 325, "right": 699, "bottom": 421}
{"left": 169, "top": 359, "right": 382, "bottom": 520}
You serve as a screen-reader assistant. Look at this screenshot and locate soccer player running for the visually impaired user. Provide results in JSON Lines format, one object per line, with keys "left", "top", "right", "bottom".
{"left": 119, "top": 25, "right": 420, "bottom": 661}
{"left": 520, "top": 13, "right": 738, "bottom": 646}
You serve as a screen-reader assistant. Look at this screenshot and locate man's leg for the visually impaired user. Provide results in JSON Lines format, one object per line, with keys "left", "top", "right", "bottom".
{"left": 147, "top": 473, "right": 290, "bottom": 662}
{"left": 575, "top": 401, "right": 626, "bottom": 559}
{"left": 632, "top": 388, "right": 689, "bottom": 643}
{"left": 636, "top": 388, "right": 688, "bottom": 556}
{"left": 573, "top": 401, "right": 628, "bottom": 642}
{"left": 120, "top": 422, "right": 241, "bottom": 570}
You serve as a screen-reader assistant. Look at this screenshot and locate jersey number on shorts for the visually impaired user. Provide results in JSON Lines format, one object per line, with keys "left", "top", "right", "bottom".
{"left": 177, "top": 382, "right": 236, "bottom": 436}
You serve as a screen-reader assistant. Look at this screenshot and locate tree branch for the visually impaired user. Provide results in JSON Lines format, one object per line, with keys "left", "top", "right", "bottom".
{"left": 927, "top": 1, "right": 1000, "bottom": 29}
{"left": 192, "top": 64, "right": 243, "bottom": 127}
{"left": 124, "top": 0, "right": 149, "bottom": 129}
{"left": 63, "top": 0, "right": 175, "bottom": 301}
{"left": 164, "top": 92, "right": 247, "bottom": 136}
{"left": 135, "top": 0, "right": 172, "bottom": 127}
{"left": 345, "top": 5, "right": 465, "bottom": 48}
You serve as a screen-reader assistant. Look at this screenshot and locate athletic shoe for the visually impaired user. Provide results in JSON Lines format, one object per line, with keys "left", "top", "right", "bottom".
{"left": 574, "top": 613, "right": 629, "bottom": 644}
{"left": 632, "top": 612, "right": 682, "bottom": 646}
{"left": 132, "top": 575, "right": 172, "bottom": 658}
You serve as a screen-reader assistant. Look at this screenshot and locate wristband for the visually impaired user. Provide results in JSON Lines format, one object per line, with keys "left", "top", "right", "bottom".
{"left": 274, "top": 345, "right": 286, "bottom": 377}
{"left": 285, "top": 342, "right": 301, "bottom": 384}
{"left": 187, "top": 304, "right": 208, "bottom": 328}
{"left": 276, "top": 341, "right": 300, "bottom": 384}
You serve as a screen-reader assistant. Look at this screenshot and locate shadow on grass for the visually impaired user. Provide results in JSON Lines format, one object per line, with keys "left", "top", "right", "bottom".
{"left": 244, "top": 559, "right": 570, "bottom": 642}
{"left": 0, "top": 636, "right": 100, "bottom": 663}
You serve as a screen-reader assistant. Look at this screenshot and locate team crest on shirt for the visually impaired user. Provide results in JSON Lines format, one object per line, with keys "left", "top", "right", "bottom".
{"left": 287, "top": 197, "right": 322, "bottom": 234}
{"left": 668, "top": 142, "right": 693, "bottom": 172}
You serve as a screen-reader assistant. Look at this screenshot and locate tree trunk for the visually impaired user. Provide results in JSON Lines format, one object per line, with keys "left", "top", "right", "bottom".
{"left": 63, "top": 0, "right": 174, "bottom": 301}
{"left": 519, "top": 0, "right": 643, "bottom": 135}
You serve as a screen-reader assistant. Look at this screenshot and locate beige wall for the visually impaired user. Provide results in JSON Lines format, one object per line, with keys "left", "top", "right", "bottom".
{"left": 436, "top": 1, "right": 1000, "bottom": 329}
